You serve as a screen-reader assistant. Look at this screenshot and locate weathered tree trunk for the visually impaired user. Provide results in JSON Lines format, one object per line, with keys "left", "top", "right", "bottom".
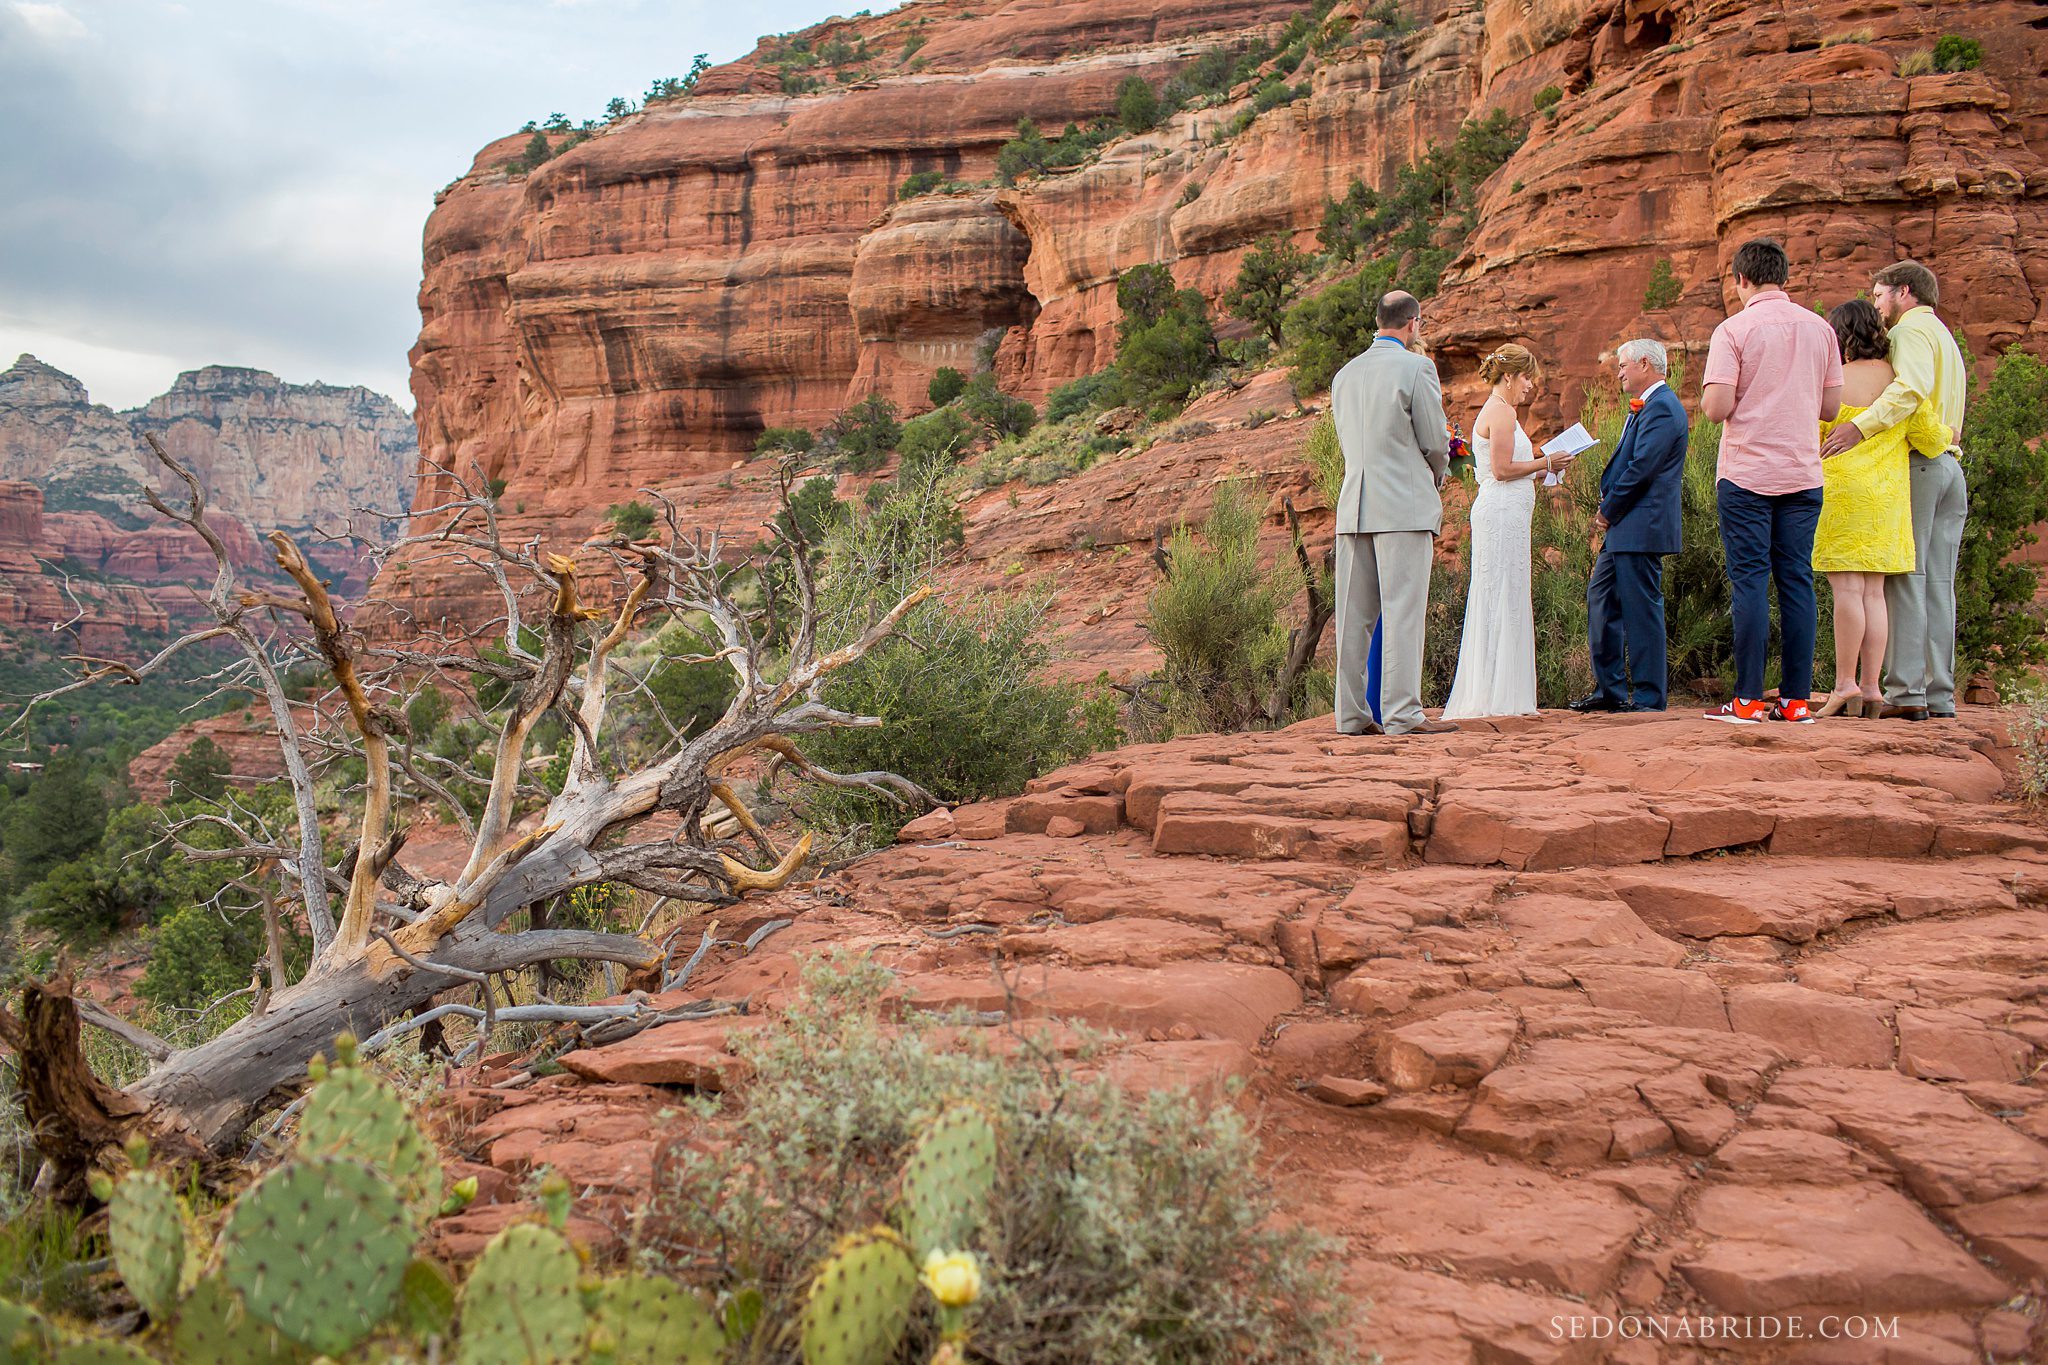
{"left": 0, "top": 970, "right": 199, "bottom": 1197}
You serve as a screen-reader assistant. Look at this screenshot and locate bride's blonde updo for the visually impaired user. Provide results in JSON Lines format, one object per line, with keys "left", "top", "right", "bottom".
{"left": 1477, "top": 343, "right": 1541, "bottom": 386}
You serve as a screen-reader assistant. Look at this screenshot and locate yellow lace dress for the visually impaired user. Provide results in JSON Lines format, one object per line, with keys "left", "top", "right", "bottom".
{"left": 1811, "top": 401, "right": 1950, "bottom": 574}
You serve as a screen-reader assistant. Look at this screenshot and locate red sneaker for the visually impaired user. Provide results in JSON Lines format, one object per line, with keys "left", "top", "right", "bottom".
{"left": 1770, "top": 697, "right": 1815, "bottom": 724}
{"left": 1705, "top": 698, "right": 1768, "bottom": 725}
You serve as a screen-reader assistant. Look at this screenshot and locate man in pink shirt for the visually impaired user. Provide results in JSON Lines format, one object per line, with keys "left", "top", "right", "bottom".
{"left": 1699, "top": 238, "right": 1843, "bottom": 725}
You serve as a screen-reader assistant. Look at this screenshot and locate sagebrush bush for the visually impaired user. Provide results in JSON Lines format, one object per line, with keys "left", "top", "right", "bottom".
{"left": 1148, "top": 482, "right": 1294, "bottom": 732}
{"left": 2011, "top": 698, "right": 2048, "bottom": 803}
{"left": 643, "top": 955, "right": 1360, "bottom": 1365}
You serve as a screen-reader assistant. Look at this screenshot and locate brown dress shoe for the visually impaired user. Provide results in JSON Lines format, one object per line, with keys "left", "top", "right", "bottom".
{"left": 1397, "top": 719, "right": 1461, "bottom": 735}
{"left": 1878, "top": 704, "right": 1929, "bottom": 722}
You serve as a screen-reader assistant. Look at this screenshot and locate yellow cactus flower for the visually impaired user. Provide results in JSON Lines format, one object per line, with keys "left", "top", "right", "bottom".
{"left": 920, "top": 1249, "right": 983, "bottom": 1307}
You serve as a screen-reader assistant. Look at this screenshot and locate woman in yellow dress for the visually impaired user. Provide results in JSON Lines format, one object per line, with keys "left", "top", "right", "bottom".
{"left": 1812, "top": 299, "right": 1952, "bottom": 718}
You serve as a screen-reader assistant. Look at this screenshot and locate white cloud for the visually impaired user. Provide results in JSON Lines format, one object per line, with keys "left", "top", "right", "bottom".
{"left": 10, "top": 1, "right": 87, "bottom": 41}
{"left": 0, "top": 0, "right": 847, "bottom": 413}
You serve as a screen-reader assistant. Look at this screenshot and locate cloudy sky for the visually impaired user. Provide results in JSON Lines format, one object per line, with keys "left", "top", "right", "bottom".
{"left": 1, "top": 0, "right": 847, "bottom": 411}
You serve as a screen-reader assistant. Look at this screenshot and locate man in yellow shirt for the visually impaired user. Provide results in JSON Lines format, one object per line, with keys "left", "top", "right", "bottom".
{"left": 1820, "top": 260, "right": 1968, "bottom": 719}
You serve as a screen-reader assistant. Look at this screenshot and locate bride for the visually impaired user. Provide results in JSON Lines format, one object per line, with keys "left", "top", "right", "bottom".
{"left": 1442, "top": 344, "right": 1572, "bottom": 719}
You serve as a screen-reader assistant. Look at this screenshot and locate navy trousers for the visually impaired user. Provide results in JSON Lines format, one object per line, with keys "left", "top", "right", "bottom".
{"left": 1716, "top": 480, "right": 1821, "bottom": 702}
{"left": 1587, "top": 549, "right": 1668, "bottom": 710}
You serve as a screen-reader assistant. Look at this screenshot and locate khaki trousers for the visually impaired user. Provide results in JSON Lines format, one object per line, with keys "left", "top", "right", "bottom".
{"left": 1337, "top": 531, "right": 1432, "bottom": 734}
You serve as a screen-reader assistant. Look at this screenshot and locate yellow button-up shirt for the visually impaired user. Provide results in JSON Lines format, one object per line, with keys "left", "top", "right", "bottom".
{"left": 1851, "top": 305, "right": 1967, "bottom": 451}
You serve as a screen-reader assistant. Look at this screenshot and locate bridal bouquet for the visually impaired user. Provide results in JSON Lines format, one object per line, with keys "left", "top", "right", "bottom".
{"left": 1447, "top": 418, "right": 1473, "bottom": 481}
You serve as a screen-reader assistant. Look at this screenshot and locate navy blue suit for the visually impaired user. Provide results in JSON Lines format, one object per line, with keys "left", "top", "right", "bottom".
{"left": 1588, "top": 383, "right": 1689, "bottom": 709}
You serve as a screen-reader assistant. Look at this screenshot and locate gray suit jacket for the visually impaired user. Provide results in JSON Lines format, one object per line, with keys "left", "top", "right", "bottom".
{"left": 1330, "top": 337, "right": 1451, "bottom": 535}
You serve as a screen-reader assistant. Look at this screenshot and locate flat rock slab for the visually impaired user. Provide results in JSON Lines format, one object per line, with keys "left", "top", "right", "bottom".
{"left": 1679, "top": 1183, "right": 2010, "bottom": 1312}
{"left": 1766, "top": 1067, "right": 2048, "bottom": 1208}
{"left": 1337, "top": 1155, "right": 1645, "bottom": 1296}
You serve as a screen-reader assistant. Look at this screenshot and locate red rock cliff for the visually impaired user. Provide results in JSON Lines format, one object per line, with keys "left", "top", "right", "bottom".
{"left": 378, "top": 0, "right": 2047, "bottom": 648}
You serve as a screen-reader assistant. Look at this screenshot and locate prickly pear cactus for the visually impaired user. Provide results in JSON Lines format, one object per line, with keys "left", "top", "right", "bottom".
{"left": 168, "top": 1274, "right": 306, "bottom": 1365}
{"left": 0, "top": 1299, "right": 50, "bottom": 1365}
{"left": 454, "top": 1222, "right": 586, "bottom": 1365}
{"left": 590, "top": 1274, "right": 724, "bottom": 1365}
{"left": 218, "top": 1156, "right": 413, "bottom": 1356}
{"left": 296, "top": 1062, "right": 444, "bottom": 1222}
{"left": 898, "top": 1102, "right": 997, "bottom": 1257}
{"left": 800, "top": 1227, "right": 919, "bottom": 1365}
{"left": 399, "top": 1257, "right": 457, "bottom": 1340}
{"left": 108, "top": 1168, "right": 185, "bottom": 1321}
{"left": 50, "top": 1339, "right": 154, "bottom": 1364}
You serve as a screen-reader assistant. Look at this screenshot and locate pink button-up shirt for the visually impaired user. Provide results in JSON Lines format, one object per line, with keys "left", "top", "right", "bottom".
{"left": 1701, "top": 289, "right": 1843, "bottom": 496}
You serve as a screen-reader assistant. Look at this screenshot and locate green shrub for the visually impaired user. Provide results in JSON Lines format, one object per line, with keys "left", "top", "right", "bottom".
{"left": 1112, "top": 266, "right": 1217, "bottom": 411}
{"left": 1933, "top": 34, "right": 1982, "bottom": 71}
{"left": 166, "top": 735, "right": 230, "bottom": 802}
{"left": 1116, "top": 74, "right": 1162, "bottom": 132}
{"left": 995, "top": 118, "right": 1116, "bottom": 185}
{"left": 802, "top": 475, "right": 1101, "bottom": 842}
{"left": 1045, "top": 370, "right": 1116, "bottom": 423}
{"left": 774, "top": 475, "right": 848, "bottom": 547}
{"left": 1283, "top": 258, "right": 1396, "bottom": 394}
{"left": 645, "top": 956, "right": 1357, "bottom": 1364}
{"left": 753, "top": 425, "right": 815, "bottom": 458}
{"left": 506, "top": 129, "right": 554, "bottom": 174}
{"left": 926, "top": 366, "right": 967, "bottom": 405}
{"left": 1957, "top": 347, "right": 2048, "bottom": 690}
{"left": 960, "top": 372, "right": 1036, "bottom": 437}
{"left": 643, "top": 623, "right": 740, "bottom": 740}
{"left": 900, "top": 33, "right": 926, "bottom": 60}
{"left": 1533, "top": 84, "right": 1563, "bottom": 114}
{"left": 898, "top": 169, "right": 947, "bottom": 200}
{"left": 824, "top": 394, "right": 903, "bottom": 474}
{"left": 1305, "top": 413, "right": 1342, "bottom": 507}
{"left": 1148, "top": 482, "right": 1295, "bottom": 733}
{"left": 1643, "top": 256, "right": 1683, "bottom": 311}
{"left": 1253, "top": 76, "right": 1302, "bottom": 114}
{"left": 1225, "top": 234, "right": 1314, "bottom": 347}
{"left": 898, "top": 404, "right": 979, "bottom": 469}
{"left": 604, "top": 500, "right": 656, "bottom": 539}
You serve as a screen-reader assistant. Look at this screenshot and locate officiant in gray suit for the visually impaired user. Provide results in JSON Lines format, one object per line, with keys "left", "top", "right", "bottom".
{"left": 1330, "top": 291, "right": 1457, "bottom": 737}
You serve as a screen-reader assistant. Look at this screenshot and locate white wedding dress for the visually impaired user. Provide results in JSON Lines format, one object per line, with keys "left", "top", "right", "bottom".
{"left": 1442, "top": 419, "right": 1540, "bottom": 719}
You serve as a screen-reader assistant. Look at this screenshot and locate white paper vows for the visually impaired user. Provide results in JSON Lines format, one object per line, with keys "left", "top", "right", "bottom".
{"left": 1539, "top": 423, "right": 1599, "bottom": 486}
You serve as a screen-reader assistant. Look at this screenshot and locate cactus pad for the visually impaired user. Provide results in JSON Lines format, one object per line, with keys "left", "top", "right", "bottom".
{"left": 454, "top": 1223, "right": 585, "bottom": 1365}
{"left": 51, "top": 1340, "right": 155, "bottom": 1364}
{"left": 800, "top": 1227, "right": 918, "bottom": 1365}
{"left": 296, "top": 1065, "right": 443, "bottom": 1221}
{"left": 169, "top": 1274, "right": 306, "bottom": 1365}
{"left": 108, "top": 1169, "right": 185, "bottom": 1320}
{"left": 219, "top": 1156, "right": 413, "bottom": 1355}
{"left": 400, "top": 1257, "right": 457, "bottom": 1339}
{"left": 592, "top": 1274, "right": 723, "bottom": 1364}
{"left": 898, "top": 1102, "right": 997, "bottom": 1256}
{"left": 0, "top": 1300, "right": 50, "bottom": 1365}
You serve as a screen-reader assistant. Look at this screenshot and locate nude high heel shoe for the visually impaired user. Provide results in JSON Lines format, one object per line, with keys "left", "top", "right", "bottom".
{"left": 1813, "top": 690, "right": 1863, "bottom": 719}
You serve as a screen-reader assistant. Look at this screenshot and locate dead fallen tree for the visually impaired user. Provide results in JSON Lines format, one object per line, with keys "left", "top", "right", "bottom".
{"left": 1, "top": 439, "right": 934, "bottom": 1185}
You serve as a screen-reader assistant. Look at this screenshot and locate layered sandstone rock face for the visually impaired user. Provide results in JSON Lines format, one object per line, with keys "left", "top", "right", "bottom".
{"left": 0, "top": 355, "right": 413, "bottom": 655}
{"left": 380, "top": 0, "right": 2047, "bottom": 637}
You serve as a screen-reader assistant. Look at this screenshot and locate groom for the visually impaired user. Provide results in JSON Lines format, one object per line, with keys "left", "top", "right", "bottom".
{"left": 1572, "top": 338, "right": 1689, "bottom": 713}
{"left": 1331, "top": 291, "right": 1456, "bottom": 737}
